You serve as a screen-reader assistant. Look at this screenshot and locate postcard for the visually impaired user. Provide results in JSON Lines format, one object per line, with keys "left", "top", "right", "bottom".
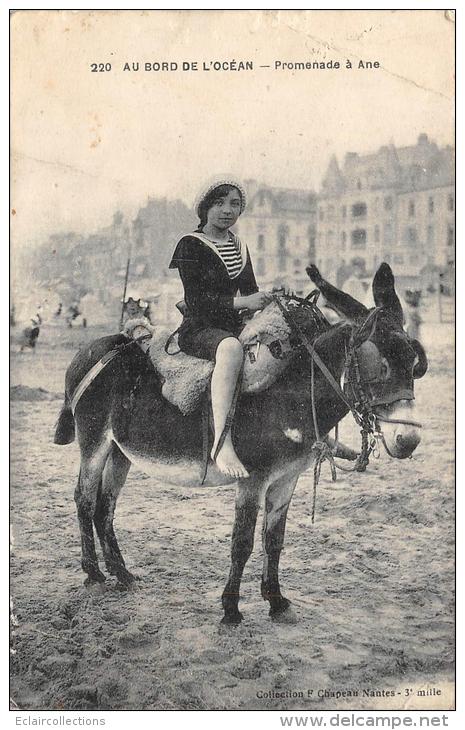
{"left": 10, "top": 9, "right": 455, "bottom": 713}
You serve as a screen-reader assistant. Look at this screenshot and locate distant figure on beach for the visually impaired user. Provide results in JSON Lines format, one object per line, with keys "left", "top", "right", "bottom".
{"left": 66, "top": 302, "right": 81, "bottom": 328}
{"left": 122, "top": 296, "right": 151, "bottom": 323}
{"left": 20, "top": 309, "right": 42, "bottom": 352}
{"left": 404, "top": 289, "right": 422, "bottom": 341}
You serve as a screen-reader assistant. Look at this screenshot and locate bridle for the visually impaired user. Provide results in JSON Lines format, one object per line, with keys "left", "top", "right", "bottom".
{"left": 274, "top": 293, "right": 423, "bottom": 520}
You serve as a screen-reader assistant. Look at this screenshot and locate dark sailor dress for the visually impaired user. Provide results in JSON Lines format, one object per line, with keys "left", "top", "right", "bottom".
{"left": 169, "top": 232, "right": 259, "bottom": 361}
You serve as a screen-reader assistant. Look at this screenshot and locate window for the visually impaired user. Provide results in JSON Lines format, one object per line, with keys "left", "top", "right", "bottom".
{"left": 351, "top": 229, "right": 367, "bottom": 249}
{"left": 356, "top": 179, "right": 362, "bottom": 191}
{"left": 352, "top": 202, "right": 367, "bottom": 218}
{"left": 393, "top": 254, "right": 404, "bottom": 264}
{"left": 293, "top": 258, "right": 301, "bottom": 271}
{"left": 256, "top": 258, "right": 266, "bottom": 276}
{"left": 384, "top": 253, "right": 391, "bottom": 263}
{"left": 341, "top": 231, "right": 347, "bottom": 248}
{"left": 408, "top": 200, "right": 415, "bottom": 217}
{"left": 374, "top": 225, "right": 380, "bottom": 243}
{"left": 383, "top": 223, "right": 393, "bottom": 244}
{"left": 257, "top": 233, "right": 265, "bottom": 251}
{"left": 407, "top": 227, "right": 417, "bottom": 244}
{"left": 384, "top": 196, "right": 393, "bottom": 211}
{"left": 258, "top": 192, "right": 265, "bottom": 206}
{"left": 319, "top": 208, "right": 324, "bottom": 221}
{"left": 278, "top": 255, "right": 287, "bottom": 272}
{"left": 328, "top": 205, "right": 335, "bottom": 220}
{"left": 341, "top": 205, "right": 347, "bottom": 219}
{"left": 409, "top": 254, "right": 417, "bottom": 264}
{"left": 428, "top": 196, "right": 434, "bottom": 214}
{"left": 448, "top": 194, "right": 454, "bottom": 212}
{"left": 277, "top": 224, "right": 288, "bottom": 250}
{"left": 447, "top": 225, "right": 454, "bottom": 246}
{"left": 327, "top": 230, "right": 334, "bottom": 246}
{"left": 427, "top": 224, "right": 434, "bottom": 245}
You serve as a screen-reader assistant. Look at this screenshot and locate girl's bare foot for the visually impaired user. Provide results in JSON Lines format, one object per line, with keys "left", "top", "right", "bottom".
{"left": 211, "top": 443, "right": 250, "bottom": 479}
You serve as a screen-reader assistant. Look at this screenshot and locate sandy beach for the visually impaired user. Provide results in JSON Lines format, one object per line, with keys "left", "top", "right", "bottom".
{"left": 10, "top": 322, "right": 454, "bottom": 711}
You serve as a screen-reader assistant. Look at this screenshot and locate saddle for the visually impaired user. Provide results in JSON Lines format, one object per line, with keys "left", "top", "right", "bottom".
{"left": 125, "top": 301, "right": 327, "bottom": 415}
{"left": 148, "top": 302, "right": 295, "bottom": 414}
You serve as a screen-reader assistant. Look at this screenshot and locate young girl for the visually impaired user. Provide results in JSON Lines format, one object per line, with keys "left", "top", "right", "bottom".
{"left": 169, "top": 179, "right": 272, "bottom": 479}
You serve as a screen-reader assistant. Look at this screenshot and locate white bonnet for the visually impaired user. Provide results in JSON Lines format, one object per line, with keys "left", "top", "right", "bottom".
{"left": 194, "top": 176, "right": 247, "bottom": 218}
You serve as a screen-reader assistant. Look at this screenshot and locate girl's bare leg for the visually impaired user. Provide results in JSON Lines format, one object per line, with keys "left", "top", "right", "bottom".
{"left": 211, "top": 338, "right": 249, "bottom": 479}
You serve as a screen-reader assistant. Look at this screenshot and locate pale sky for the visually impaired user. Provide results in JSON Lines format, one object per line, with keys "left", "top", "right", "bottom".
{"left": 11, "top": 9, "right": 454, "bottom": 249}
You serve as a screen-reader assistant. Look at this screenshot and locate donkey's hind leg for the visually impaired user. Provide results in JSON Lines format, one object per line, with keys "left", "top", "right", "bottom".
{"left": 75, "top": 440, "right": 112, "bottom": 587}
{"left": 93, "top": 443, "right": 134, "bottom": 588}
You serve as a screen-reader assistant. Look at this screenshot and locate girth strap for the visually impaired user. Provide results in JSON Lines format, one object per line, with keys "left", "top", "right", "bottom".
{"left": 200, "top": 396, "right": 210, "bottom": 485}
{"left": 70, "top": 348, "right": 121, "bottom": 415}
{"left": 69, "top": 334, "right": 151, "bottom": 416}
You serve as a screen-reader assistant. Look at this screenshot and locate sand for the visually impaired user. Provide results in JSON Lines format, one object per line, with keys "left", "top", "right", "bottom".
{"left": 10, "top": 323, "right": 454, "bottom": 711}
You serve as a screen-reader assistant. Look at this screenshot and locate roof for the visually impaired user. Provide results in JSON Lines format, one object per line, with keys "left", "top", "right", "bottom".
{"left": 321, "top": 135, "right": 454, "bottom": 195}
{"left": 249, "top": 186, "right": 317, "bottom": 215}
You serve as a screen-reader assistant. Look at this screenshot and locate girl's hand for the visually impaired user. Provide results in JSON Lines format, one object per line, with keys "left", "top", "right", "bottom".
{"left": 241, "top": 291, "right": 273, "bottom": 312}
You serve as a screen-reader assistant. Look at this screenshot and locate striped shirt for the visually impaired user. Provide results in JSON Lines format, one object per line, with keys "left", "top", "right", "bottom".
{"left": 212, "top": 235, "right": 243, "bottom": 279}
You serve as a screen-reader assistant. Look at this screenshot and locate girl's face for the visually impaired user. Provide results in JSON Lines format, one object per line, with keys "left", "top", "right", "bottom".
{"left": 205, "top": 187, "right": 242, "bottom": 231}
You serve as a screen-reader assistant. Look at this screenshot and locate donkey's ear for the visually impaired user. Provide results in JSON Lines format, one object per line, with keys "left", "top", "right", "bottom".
{"left": 372, "top": 263, "right": 403, "bottom": 325}
{"left": 306, "top": 265, "right": 368, "bottom": 322}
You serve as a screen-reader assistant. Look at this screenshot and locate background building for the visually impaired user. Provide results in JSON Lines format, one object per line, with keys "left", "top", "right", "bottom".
{"left": 236, "top": 181, "right": 317, "bottom": 296}
{"left": 317, "top": 134, "right": 455, "bottom": 298}
{"left": 15, "top": 135, "right": 454, "bottom": 326}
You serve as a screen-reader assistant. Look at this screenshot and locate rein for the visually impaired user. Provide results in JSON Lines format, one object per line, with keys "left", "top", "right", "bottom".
{"left": 274, "top": 296, "right": 421, "bottom": 522}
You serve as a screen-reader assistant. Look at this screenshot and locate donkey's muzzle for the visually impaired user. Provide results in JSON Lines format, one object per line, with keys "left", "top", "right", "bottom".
{"left": 395, "top": 430, "right": 421, "bottom": 458}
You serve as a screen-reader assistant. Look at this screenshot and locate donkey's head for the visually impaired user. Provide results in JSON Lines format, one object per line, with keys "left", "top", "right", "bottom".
{"left": 307, "top": 263, "right": 428, "bottom": 459}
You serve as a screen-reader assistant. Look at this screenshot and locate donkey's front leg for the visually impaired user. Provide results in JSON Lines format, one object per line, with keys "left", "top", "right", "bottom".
{"left": 221, "top": 477, "right": 264, "bottom": 625}
{"left": 261, "top": 470, "right": 300, "bottom": 618}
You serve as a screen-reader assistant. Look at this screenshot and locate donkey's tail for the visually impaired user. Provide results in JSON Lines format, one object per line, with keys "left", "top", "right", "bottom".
{"left": 54, "top": 394, "right": 75, "bottom": 445}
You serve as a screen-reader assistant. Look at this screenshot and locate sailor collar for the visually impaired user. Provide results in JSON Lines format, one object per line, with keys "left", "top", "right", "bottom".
{"left": 189, "top": 232, "right": 247, "bottom": 277}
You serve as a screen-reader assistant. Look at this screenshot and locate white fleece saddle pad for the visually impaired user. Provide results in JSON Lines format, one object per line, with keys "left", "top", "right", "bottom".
{"left": 149, "top": 302, "right": 294, "bottom": 415}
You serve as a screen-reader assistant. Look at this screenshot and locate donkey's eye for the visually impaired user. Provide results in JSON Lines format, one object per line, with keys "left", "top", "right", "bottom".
{"left": 380, "top": 358, "right": 390, "bottom": 380}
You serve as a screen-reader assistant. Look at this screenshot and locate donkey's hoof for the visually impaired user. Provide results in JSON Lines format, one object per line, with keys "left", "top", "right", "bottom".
{"left": 270, "top": 601, "right": 298, "bottom": 624}
{"left": 84, "top": 578, "right": 107, "bottom": 595}
{"left": 84, "top": 571, "right": 106, "bottom": 588}
{"left": 220, "top": 610, "right": 244, "bottom": 626}
{"left": 116, "top": 570, "right": 140, "bottom": 590}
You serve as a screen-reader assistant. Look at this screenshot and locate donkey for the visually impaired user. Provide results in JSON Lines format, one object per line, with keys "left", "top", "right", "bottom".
{"left": 54, "top": 264, "right": 427, "bottom": 624}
